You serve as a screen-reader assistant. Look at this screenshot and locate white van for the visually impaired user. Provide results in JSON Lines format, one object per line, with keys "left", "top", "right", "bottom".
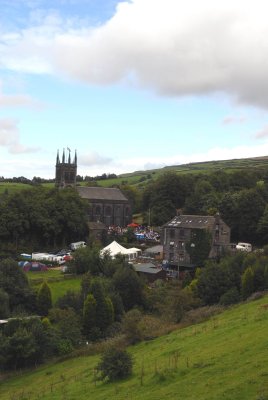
{"left": 70, "top": 241, "right": 86, "bottom": 251}
{"left": 236, "top": 242, "right": 252, "bottom": 252}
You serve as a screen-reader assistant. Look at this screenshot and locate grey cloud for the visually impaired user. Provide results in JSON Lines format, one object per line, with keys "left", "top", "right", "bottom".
{"left": 3, "top": 0, "right": 268, "bottom": 109}
{"left": 0, "top": 118, "right": 40, "bottom": 153}
{"left": 0, "top": 93, "right": 43, "bottom": 108}
{"left": 255, "top": 126, "right": 268, "bottom": 139}
{"left": 222, "top": 115, "right": 246, "bottom": 125}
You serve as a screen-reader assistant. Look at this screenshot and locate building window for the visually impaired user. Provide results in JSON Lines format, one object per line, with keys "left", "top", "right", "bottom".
{"left": 179, "top": 228, "right": 185, "bottom": 237}
{"left": 105, "top": 206, "right": 112, "bottom": 216}
{"left": 115, "top": 206, "right": 121, "bottom": 216}
{"left": 169, "top": 229, "right": 175, "bottom": 239}
{"left": 95, "top": 206, "right": 101, "bottom": 215}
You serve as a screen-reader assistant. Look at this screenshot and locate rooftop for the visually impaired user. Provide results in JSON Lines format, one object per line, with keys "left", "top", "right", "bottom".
{"left": 77, "top": 186, "right": 128, "bottom": 202}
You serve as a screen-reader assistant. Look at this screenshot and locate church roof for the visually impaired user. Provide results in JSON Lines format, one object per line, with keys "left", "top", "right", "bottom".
{"left": 77, "top": 186, "right": 128, "bottom": 202}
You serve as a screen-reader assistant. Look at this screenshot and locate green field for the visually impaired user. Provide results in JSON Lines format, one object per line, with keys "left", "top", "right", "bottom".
{"left": 2, "top": 156, "right": 268, "bottom": 194}
{"left": 28, "top": 269, "right": 82, "bottom": 304}
{"left": 1, "top": 294, "right": 268, "bottom": 400}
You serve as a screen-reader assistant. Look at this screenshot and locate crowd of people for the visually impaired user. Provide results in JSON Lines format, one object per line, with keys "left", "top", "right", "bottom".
{"left": 107, "top": 224, "right": 160, "bottom": 242}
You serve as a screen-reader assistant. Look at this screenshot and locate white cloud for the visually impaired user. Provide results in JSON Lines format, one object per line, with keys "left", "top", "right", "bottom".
{"left": 2, "top": 0, "right": 268, "bottom": 109}
{"left": 0, "top": 118, "right": 40, "bottom": 153}
{"left": 0, "top": 93, "right": 42, "bottom": 108}
{"left": 255, "top": 125, "right": 268, "bottom": 139}
{"left": 222, "top": 115, "right": 246, "bottom": 125}
{"left": 79, "top": 151, "right": 112, "bottom": 167}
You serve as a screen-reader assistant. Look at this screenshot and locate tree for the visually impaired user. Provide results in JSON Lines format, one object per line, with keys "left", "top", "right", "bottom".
{"left": 48, "top": 307, "right": 82, "bottom": 346}
{"left": 96, "top": 347, "right": 133, "bottom": 381}
{"left": 0, "top": 289, "right": 10, "bottom": 318}
{"left": 197, "top": 263, "right": 233, "bottom": 305}
{"left": 241, "top": 267, "right": 255, "bottom": 300}
{"left": 83, "top": 294, "right": 97, "bottom": 338}
{"left": 89, "top": 279, "right": 114, "bottom": 333}
{"left": 0, "top": 258, "right": 35, "bottom": 313}
{"left": 113, "top": 266, "right": 145, "bottom": 311}
{"left": 37, "top": 281, "right": 52, "bottom": 316}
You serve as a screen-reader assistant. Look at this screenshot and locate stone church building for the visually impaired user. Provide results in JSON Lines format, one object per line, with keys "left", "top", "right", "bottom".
{"left": 55, "top": 149, "right": 132, "bottom": 227}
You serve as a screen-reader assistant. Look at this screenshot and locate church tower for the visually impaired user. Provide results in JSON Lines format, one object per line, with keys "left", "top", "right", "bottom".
{"left": 55, "top": 148, "right": 77, "bottom": 188}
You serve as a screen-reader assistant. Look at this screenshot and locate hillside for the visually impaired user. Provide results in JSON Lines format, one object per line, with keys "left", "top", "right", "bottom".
{"left": 95, "top": 155, "right": 268, "bottom": 187}
{"left": 1, "top": 294, "right": 268, "bottom": 400}
{"left": 1, "top": 155, "right": 268, "bottom": 193}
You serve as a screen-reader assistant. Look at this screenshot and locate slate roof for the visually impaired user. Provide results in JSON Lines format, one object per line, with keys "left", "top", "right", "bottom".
{"left": 134, "top": 263, "right": 164, "bottom": 274}
{"left": 77, "top": 186, "right": 128, "bottom": 202}
{"left": 144, "top": 245, "right": 163, "bottom": 254}
{"left": 163, "top": 215, "right": 217, "bottom": 229}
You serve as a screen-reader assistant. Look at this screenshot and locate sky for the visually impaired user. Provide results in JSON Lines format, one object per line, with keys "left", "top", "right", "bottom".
{"left": 2, "top": 0, "right": 268, "bottom": 179}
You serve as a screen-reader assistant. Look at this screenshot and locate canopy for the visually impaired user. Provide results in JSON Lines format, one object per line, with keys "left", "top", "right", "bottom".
{"left": 127, "top": 222, "right": 139, "bottom": 228}
{"left": 100, "top": 241, "right": 141, "bottom": 260}
{"left": 100, "top": 241, "right": 129, "bottom": 258}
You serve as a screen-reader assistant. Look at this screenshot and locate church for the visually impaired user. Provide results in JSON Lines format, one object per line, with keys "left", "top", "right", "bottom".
{"left": 55, "top": 149, "right": 132, "bottom": 227}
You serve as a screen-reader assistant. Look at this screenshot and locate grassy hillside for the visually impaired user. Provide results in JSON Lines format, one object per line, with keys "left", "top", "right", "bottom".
{"left": 28, "top": 270, "right": 82, "bottom": 304}
{"left": 1, "top": 294, "right": 268, "bottom": 400}
{"left": 2, "top": 155, "right": 268, "bottom": 193}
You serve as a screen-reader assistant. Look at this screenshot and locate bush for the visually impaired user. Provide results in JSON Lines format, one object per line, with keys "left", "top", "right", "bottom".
{"left": 219, "top": 287, "right": 240, "bottom": 306}
{"left": 96, "top": 347, "right": 133, "bottom": 381}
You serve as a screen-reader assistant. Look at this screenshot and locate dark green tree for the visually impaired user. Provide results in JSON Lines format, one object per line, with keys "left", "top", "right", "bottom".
{"left": 113, "top": 266, "right": 145, "bottom": 311}
{"left": 241, "top": 267, "right": 255, "bottom": 300}
{"left": 197, "top": 263, "right": 233, "bottom": 305}
{"left": 89, "top": 279, "right": 114, "bottom": 332}
{"left": 37, "top": 281, "right": 52, "bottom": 316}
{"left": 48, "top": 307, "right": 82, "bottom": 346}
{"left": 0, "top": 258, "right": 35, "bottom": 313}
{"left": 0, "top": 288, "right": 10, "bottom": 318}
{"left": 96, "top": 347, "right": 133, "bottom": 381}
{"left": 83, "top": 293, "right": 97, "bottom": 338}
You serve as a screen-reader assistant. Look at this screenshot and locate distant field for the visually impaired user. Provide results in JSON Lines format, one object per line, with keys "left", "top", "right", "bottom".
{"left": 1, "top": 156, "right": 268, "bottom": 193}
{"left": 28, "top": 269, "right": 82, "bottom": 304}
{"left": 0, "top": 182, "right": 33, "bottom": 194}
{"left": 1, "top": 293, "right": 268, "bottom": 399}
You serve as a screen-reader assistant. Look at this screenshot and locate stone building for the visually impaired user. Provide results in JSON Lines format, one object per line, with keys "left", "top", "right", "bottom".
{"left": 162, "top": 213, "right": 230, "bottom": 268}
{"left": 55, "top": 149, "right": 132, "bottom": 227}
{"left": 77, "top": 186, "right": 131, "bottom": 227}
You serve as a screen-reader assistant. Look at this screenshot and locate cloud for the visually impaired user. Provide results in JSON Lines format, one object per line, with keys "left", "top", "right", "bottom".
{"left": 255, "top": 125, "right": 268, "bottom": 139}
{"left": 0, "top": 118, "right": 40, "bottom": 153}
{"left": 79, "top": 151, "right": 112, "bottom": 167}
{"left": 222, "top": 115, "right": 246, "bottom": 125}
{"left": 2, "top": 0, "right": 268, "bottom": 109}
{"left": 0, "top": 93, "right": 42, "bottom": 108}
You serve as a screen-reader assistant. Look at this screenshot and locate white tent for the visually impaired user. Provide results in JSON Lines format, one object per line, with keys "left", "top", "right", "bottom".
{"left": 126, "top": 247, "right": 142, "bottom": 260}
{"left": 100, "top": 241, "right": 141, "bottom": 260}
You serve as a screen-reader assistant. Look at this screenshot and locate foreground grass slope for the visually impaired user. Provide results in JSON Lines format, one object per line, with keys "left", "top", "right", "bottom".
{"left": 1, "top": 294, "right": 268, "bottom": 400}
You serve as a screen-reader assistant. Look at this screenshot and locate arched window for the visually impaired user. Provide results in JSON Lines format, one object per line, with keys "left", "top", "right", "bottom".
{"left": 95, "top": 205, "right": 101, "bottom": 215}
{"left": 105, "top": 206, "right": 112, "bottom": 216}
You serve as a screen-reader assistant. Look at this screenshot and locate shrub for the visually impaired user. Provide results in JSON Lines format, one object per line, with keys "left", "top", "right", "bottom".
{"left": 96, "top": 347, "right": 133, "bottom": 382}
{"left": 219, "top": 287, "right": 240, "bottom": 306}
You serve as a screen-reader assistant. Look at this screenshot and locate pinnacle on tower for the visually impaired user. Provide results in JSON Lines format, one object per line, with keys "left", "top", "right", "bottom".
{"left": 56, "top": 149, "right": 60, "bottom": 165}
{"left": 62, "top": 148, "right": 65, "bottom": 163}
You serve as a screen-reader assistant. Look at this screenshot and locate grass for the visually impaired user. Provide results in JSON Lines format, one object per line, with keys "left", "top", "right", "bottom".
{"left": 1, "top": 294, "right": 268, "bottom": 399}
{"left": 27, "top": 269, "right": 82, "bottom": 304}
{"left": 2, "top": 156, "right": 268, "bottom": 195}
